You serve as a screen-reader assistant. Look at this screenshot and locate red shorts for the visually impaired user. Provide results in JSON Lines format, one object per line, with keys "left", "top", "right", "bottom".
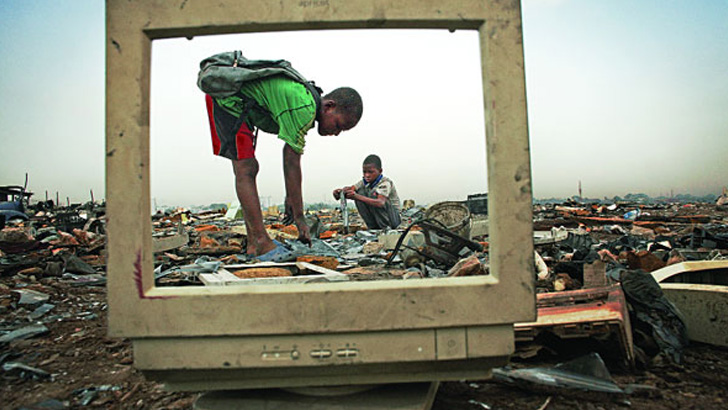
{"left": 205, "top": 94, "right": 256, "bottom": 160}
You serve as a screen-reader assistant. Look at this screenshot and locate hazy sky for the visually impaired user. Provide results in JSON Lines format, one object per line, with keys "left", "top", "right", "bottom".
{"left": 1, "top": 1, "right": 726, "bottom": 208}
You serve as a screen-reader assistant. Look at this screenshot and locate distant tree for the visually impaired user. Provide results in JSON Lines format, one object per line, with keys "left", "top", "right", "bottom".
{"left": 204, "top": 203, "right": 228, "bottom": 211}
{"left": 304, "top": 202, "right": 337, "bottom": 211}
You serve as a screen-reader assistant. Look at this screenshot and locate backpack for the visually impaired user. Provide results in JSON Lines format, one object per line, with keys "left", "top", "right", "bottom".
{"left": 196, "top": 50, "right": 323, "bottom": 99}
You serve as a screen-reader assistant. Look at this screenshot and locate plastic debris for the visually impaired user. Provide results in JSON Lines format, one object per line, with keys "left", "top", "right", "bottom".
{"left": 73, "top": 385, "right": 122, "bottom": 406}
{"left": 0, "top": 324, "right": 49, "bottom": 344}
{"left": 619, "top": 268, "right": 689, "bottom": 363}
{"left": 2, "top": 361, "right": 51, "bottom": 380}
{"left": 29, "top": 303, "right": 55, "bottom": 320}
{"left": 14, "top": 288, "right": 50, "bottom": 305}
{"left": 493, "top": 353, "right": 624, "bottom": 394}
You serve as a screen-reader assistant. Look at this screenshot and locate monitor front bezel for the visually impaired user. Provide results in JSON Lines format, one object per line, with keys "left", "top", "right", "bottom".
{"left": 106, "top": 0, "right": 534, "bottom": 339}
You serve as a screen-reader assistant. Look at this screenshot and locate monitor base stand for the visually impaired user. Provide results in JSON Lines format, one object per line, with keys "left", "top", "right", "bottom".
{"left": 194, "top": 382, "right": 439, "bottom": 410}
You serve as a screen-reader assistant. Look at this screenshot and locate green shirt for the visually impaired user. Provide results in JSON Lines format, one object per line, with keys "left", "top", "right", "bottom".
{"left": 214, "top": 76, "right": 316, "bottom": 154}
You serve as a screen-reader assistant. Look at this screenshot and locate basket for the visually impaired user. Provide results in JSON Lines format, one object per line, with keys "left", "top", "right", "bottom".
{"left": 424, "top": 201, "right": 471, "bottom": 238}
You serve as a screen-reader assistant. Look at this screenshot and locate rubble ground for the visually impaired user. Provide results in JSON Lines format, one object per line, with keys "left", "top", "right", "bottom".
{"left": 2, "top": 197, "right": 728, "bottom": 409}
{"left": 2, "top": 278, "right": 728, "bottom": 409}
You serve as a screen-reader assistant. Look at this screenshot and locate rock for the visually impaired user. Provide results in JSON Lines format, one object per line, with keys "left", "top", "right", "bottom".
{"left": 447, "top": 255, "right": 486, "bottom": 277}
{"left": 362, "top": 241, "right": 384, "bottom": 255}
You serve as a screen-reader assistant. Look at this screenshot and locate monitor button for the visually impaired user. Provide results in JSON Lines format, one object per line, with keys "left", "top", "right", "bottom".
{"left": 336, "top": 348, "right": 359, "bottom": 358}
{"left": 310, "top": 349, "right": 333, "bottom": 359}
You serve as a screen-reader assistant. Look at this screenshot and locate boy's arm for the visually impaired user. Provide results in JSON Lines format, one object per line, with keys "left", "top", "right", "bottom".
{"left": 346, "top": 190, "right": 388, "bottom": 208}
{"left": 282, "top": 145, "right": 311, "bottom": 244}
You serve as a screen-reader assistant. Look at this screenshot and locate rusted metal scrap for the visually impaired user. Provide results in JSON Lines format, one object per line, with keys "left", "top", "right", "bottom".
{"left": 417, "top": 221, "right": 483, "bottom": 266}
{"left": 514, "top": 285, "right": 634, "bottom": 369}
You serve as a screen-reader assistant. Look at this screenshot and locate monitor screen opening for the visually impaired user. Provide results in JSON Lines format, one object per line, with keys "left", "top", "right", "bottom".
{"left": 149, "top": 29, "right": 489, "bottom": 289}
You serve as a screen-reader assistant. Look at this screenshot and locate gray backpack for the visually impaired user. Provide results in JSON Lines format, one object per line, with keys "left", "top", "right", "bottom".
{"left": 197, "top": 50, "right": 323, "bottom": 98}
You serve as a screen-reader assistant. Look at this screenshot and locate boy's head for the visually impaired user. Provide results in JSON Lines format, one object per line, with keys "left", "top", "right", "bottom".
{"left": 362, "top": 154, "right": 382, "bottom": 184}
{"left": 317, "top": 87, "right": 363, "bottom": 136}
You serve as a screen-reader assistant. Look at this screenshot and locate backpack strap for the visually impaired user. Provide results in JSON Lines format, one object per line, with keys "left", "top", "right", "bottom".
{"left": 230, "top": 97, "right": 262, "bottom": 145}
{"left": 303, "top": 81, "right": 323, "bottom": 122}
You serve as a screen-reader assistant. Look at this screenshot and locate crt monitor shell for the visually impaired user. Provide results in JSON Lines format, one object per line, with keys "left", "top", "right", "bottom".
{"left": 106, "top": 0, "right": 535, "bottom": 391}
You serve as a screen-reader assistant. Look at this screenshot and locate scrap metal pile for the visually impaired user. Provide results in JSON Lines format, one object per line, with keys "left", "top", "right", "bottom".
{"left": 150, "top": 201, "right": 490, "bottom": 286}
{"left": 523, "top": 200, "right": 728, "bottom": 370}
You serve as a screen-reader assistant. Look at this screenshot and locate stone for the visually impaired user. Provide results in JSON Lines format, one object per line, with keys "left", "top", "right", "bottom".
{"left": 447, "top": 255, "right": 486, "bottom": 277}
{"left": 377, "top": 230, "right": 425, "bottom": 250}
{"left": 362, "top": 241, "right": 384, "bottom": 255}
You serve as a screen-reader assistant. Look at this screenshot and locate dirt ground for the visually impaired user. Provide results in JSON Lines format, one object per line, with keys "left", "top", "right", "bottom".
{"left": 2, "top": 279, "right": 728, "bottom": 410}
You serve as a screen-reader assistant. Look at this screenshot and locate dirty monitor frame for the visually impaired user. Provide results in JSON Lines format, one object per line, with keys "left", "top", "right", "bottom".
{"left": 106, "top": 0, "right": 535, "bottom": 391}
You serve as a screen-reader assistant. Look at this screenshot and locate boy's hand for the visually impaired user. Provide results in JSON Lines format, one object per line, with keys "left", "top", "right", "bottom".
{"left": 343, "top": 186, "right": 356, "bottom": 199}
{"left": 296, "top": 220, "right": 312, "bottom": 246}
{"left": 332, "top": 188, "right": 342, "bottom": 200}
{"left": 282, "top": 201, "right": 294, "bottom": 225}
{"left": 283, "top": 196, "right": 310, "bottom": 245}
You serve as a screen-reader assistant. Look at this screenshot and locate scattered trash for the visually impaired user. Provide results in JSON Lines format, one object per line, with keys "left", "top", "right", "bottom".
{"left": 619, "top": 268, "right": 689, "bottom": 364}
{"left": 1, "top": 188, "right": 727, "bottom": 408}
{"left": 468, "top": 399, "right": 491, "bottom": 409}
{"left": 493, "top": 353, "right": 625, "bottom": 395}
{"left": 536, "top": 397, "right": 552, "bottom": 410}
{"left": 534, "top": 251, "right": 550, "bottom": 280}
{"left": 390, "top": 220, "right": 482, "bottom": 266}
{"left": 200, "top": 261, "right": 348, "bottom": 286}
{"left": 14, "top": 288, "right": 50, "bottom": 305}
{"left": 717, "top": 187, "right": 728, "bottom": 207}
{"left": 447, "top": 254, "right": 487, "bottom": 277}
{"left": 29, "top": 303, "right": 55, "bottom": 320}
{"left": 64, "top": 273, "right": 106, "bottom": 287}
{"left": 466, "top": 193, "right": 488, "bottom": 216}
{"left": 286, "top": 238, "right": 339, "bottom": 258}
{"left": 0, "top": 324, "right": 49, "bottom": 344}
{"left": 514, "top": 285, "right": 634, "bottom": 368}
{"left": 2, "top": 361, "right": 51, "bottom": 380}
{"left": 73, "top": 385, "right": 122, "bottom": 406}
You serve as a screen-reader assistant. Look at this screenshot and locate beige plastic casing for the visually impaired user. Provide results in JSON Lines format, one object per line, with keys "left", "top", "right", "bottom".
{"left": 106, "top": 0, "right": 535, "bottom": 391}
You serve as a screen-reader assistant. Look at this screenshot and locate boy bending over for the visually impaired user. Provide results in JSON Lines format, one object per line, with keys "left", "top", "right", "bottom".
{"left": 206, "top": 75, "right": 363, "bottom": 261}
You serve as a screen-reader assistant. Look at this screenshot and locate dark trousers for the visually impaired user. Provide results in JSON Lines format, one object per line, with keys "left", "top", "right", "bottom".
{"left": 354, "top": 189, "right": 401, "bottom": 230}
